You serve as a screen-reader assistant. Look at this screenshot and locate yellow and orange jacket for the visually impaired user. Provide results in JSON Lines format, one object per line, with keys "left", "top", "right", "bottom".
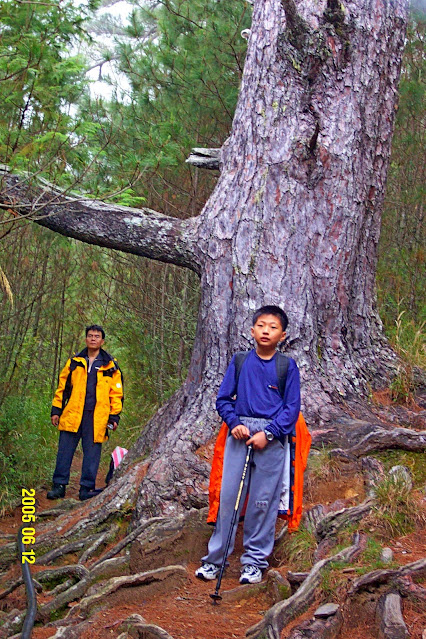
{"left": 207, "top": 413, "right": 311, "bottom": 532}
{"left": 51, "top": 349, "right": 123, "bottom": 443}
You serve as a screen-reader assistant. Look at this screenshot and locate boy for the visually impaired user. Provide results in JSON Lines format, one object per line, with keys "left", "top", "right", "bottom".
{"left": 196, "top": 305, "right": 301, "bottom": 584}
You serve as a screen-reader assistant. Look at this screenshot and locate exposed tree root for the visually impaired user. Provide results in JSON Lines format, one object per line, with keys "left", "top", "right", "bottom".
{"left": 348, "top": 558, "right": 426, "bottom": 595}
{"left": 0, "top": 608, "right": 27, "bottom": 637}
{"left": 0, "top": 556, "right": 130, "bottom": 635}
{"left": 125, "top": 625, "right": 175, "bottom": 639}
{"left": 0, "top": 565, "right": 89, "bottom": 601}
{"left": 119, "top": 613, "right": 176, "bottom": 639}
{"left": 91, "top": 516, "right": 166, "bottom": 568}
{"left": 66, "top": 565, "right": 187, "bottom": 620}
{"left": 47, "top": 578, "right": 74, "bottom": 597}
{"left": 340, "top": 564, "right": 426, "bottom": 639}
{"left": 0, "top": 542, "right": 17, "bottom": 570}
{"left": 37, "top": 500, "right": 80, "bottom": 518}
{"left": 314, "top": 499, "right": 373, "bottom": 540}
{"left": 346, "top": 427, "right": 426, "bottom": 456}
{"left": 38, "top": 556, "right": 130, "bottom": 622}
{"left": 0, "top": 467, "right": 146, "bottom": 573}
{"left": 35, "top": 512, "right": 163, "bottom": 576}
{"left": 78, "top": 524, "right": 119, "bottom": 564}
{"left": 245, "top": 534, "right": 364, "bottom": 639}
{"left": 0, "top": 575, "right": 42, "bottom": 600}
{"left": 0, "top": 421, "right": 423, "bottom": 639}
{"left": 0, "top": 533, "right": 15, "bottom": 540}
{"left": 37, "top": 565, "right": 90, "bottom": 582}
{"left": 361, "top": 457, "right": 385, "bottom": 496}
{"left": 393, "top": 575, "right": 426, "bottom": 604}
{"left": 219, "top": 570, "right": 292, "bottom": 605}
{"left": 0, "top": 577, "right": 24, "bottom": 600}
{"left": 286, "top": 572, "right": 309, "bottom": 589}
{"left": 312, "top": 419, "right": 426, "bottom": 454}
{"left": 31, "top": 465, "right": 142, "bottom": 561}
{"left": 0, "top": 466, "right": 144, "bottom": 568}
{"left": 36, "top": 565, "right": 90, "bottom": 597}
{"left": 48, "top": 620, "right": 91, "bottom": 638}
{"left": 36, "top": 533, "right": 102, "bottom": 565}
{"left": 287, "top": 608, "right": 343, "bottom": 639}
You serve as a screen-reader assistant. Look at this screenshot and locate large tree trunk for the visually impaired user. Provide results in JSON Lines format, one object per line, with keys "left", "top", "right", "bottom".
{"left": 131, "top": 0, "right": 408, "bottom": 518}
{"left": 0, "top": 0, "right": 408, "bottom": 518}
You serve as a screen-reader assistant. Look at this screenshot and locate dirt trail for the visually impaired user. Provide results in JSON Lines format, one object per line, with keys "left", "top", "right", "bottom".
{"left": 1, "top": 451, "right": 425, "bottom": 639}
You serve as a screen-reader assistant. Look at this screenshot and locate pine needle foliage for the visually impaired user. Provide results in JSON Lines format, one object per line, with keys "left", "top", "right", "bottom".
{"left": 0, "top": 0, "right": 98, "bottom": 182}
{"left": 75, "top": 0, "right": 251, "bottom": 211}
{"left": 378, "top": 10, "right": 425, "bottom": 361}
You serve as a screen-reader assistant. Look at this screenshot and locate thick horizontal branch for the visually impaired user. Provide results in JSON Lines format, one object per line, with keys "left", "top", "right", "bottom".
{"left": 0, "top": 169, "right": 201, "bottom": 274}
{"left": 186, "top": 148, "right": 221, "bottom": 170}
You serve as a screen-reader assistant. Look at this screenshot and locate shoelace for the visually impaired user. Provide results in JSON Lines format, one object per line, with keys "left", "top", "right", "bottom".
{"left": 243, "top": 565, "right": 259, "bottom": 575}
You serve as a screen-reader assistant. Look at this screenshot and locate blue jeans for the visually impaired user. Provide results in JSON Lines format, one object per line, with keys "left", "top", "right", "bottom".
{"left": 52, "top": 410, "right": 102, "bottom": 489}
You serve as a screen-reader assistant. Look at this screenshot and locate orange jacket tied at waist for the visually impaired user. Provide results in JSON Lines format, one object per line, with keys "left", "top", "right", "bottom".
{"left": 207, "top": 412, "right": 311, "bottom": 532}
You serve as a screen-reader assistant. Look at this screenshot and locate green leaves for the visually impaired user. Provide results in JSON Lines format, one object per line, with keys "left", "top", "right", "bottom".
{"left": 80, "top": 0, "right": 251, "bottom": 204}
{"left": 0, "top": 0, "right": 95, "bottom": 179}
{"left": 378, "top": 11, "right": 425, "bottom": 357}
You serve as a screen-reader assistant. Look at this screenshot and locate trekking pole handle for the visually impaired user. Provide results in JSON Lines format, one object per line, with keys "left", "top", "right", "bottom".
{"left": 233, "top": 444, "right": 252, "bottom": 512}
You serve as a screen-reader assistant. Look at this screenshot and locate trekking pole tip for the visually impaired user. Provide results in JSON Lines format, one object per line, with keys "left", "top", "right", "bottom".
{"left": 210, "top": 592, "right": 222, "bottom": 604}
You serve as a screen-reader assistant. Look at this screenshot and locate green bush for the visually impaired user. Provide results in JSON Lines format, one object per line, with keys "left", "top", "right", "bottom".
{"left": 0, "top": 392, "right": 58, "bottom": 513}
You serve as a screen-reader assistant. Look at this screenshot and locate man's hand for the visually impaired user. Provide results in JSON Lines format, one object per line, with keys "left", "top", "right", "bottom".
{"left": 246, "top": 431, "right": 268, "bottom": 450}
{"left": 231, "top": 424, "right": 250, "bottom": 440}
{"left": 51, "top": 415, "right": 59, "bottom": 427}
{"left": 108, "top": 423, "right": 117, "bottom": 431}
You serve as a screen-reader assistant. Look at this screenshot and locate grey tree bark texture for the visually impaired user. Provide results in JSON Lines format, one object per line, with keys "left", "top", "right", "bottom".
{"left": 0, "top": 0, "right": 409, "bottom": 518}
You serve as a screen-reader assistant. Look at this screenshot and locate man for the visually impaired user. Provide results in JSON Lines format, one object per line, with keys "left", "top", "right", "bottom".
{"left": 47, "top": 325, "right": 123, "bottom": 501}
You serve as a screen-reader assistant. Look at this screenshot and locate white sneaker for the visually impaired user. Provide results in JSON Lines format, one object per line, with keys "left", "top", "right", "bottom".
{"left": 195, "top": 562, "right": 220, "bottom": 581}
{"left": 239, "top": 565, "right": 262, "bottom": 584}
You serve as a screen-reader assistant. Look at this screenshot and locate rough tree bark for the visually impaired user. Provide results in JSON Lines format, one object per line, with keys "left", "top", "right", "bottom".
{"left": 0, "top": 0, "right": 409, "bottom": 518}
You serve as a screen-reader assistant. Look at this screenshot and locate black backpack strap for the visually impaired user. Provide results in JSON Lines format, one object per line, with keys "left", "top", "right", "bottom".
{"left": 275, "top": 353, "right": 290, "bottom": 398}
{"left": 234, "top": 351, "right": 250, "bottom": 393}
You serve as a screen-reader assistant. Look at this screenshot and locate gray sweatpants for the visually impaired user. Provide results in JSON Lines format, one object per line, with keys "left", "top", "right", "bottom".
{"left": 202, "top": 417, "right": 286, "bottom": 571}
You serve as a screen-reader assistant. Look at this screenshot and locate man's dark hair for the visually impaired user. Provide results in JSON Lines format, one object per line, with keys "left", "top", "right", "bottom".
{"left": 252, "top": 305, "right": 288, "bottom": 332}
{"left": 85, "top": 324, "right": 105, "bottom": 339}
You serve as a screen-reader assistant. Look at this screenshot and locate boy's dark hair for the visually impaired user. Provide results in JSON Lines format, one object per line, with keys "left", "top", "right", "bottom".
{"left": 86, "top": 324, "right": 105, "bottom": 339}
{"left": 252, "top": 305, "right": 288, "bottom": 332}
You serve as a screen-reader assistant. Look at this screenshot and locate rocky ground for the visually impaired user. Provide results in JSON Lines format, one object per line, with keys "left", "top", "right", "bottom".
{"left": 0, "top": 394, "right": 425, "bottom": 639}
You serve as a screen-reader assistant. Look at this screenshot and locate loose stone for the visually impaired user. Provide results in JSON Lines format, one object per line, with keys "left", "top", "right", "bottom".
{"left": 381, "top": 548, "right": 394, "bottom": 564}
{"left": 314, "top": 603, "right": 340, "bottom": 618}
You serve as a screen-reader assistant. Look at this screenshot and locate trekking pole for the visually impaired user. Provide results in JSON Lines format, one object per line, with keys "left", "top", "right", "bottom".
{"left": 210, "top": 444, "right": 253, "bottom": 604}
{"left": 19, "top": 526, "right": 37, "bottom": 639}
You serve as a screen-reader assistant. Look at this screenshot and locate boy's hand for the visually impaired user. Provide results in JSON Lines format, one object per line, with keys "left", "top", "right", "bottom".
{"left": 246, "top": 431, "right": 268, "bottom": 450}
{"left": 51, "top": 415, "right": 59, "bottom": 426}
{"left": 231, "top": 424, "right": 250, "bottom": 440}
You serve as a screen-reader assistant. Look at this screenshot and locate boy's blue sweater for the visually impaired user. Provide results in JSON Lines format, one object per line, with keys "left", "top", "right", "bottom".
{"left": 216, "top": 349, "right": 301, "bottom": 443}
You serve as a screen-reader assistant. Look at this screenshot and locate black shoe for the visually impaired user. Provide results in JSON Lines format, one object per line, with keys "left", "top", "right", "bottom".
{"left": 79, "top": 487, "right": 102, "bottom": 501}
{"left": 47, "top": 483, "right": 66, "bottom": 500}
